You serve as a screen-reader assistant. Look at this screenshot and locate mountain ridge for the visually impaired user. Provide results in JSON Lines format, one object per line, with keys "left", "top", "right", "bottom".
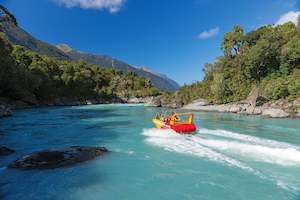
{"left": 55, "top": 43, "right": 180, "bottom": 90}
{"left": 0, "top": 5, "right": 180, "bottom": 91}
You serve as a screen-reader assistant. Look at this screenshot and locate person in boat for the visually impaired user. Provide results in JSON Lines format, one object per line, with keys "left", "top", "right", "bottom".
{"left": 170, "top": 112, "right": 180, "bottom": 125}
{"left": 155, "top": 112, "right": 163, "bottom": 120}
{"left": 163, "top": 112, "right": 180, "bottom": 125}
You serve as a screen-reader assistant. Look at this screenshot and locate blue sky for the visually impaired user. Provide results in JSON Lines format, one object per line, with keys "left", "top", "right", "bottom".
{"left": 2, "top": 0, "right": 300, "bottom": 85}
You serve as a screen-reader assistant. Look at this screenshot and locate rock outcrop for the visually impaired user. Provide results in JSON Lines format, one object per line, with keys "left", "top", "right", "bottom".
{"left": 296, "top": 109, "right": 300, "bottom": 118}
{"left": 144, "top": 93, "right": 182, "bottom": 108}
{"left": 9, "top": 146, "right": 108, "bottom": 170}
{"left": 144, "top": 96, "right": 162, "bottom": 107}
{"left": 244, "top": 86, "right": 268, "bottom": 107}
{"left": 181, "top": 99, "right": 211, "bottom": 109}
{"left": 262, "top": 108, "right": 289, "bottom": 118}
{"left": 125, "top": 96, "right": 153, "bottom": 104}
{"left": 0, "top": 146, "right": 15, "bottom": 156}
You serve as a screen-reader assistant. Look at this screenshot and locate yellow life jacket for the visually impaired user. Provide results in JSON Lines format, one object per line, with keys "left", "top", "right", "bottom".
{"left": 170, "top": 114, "right": 179, "bottom": 125}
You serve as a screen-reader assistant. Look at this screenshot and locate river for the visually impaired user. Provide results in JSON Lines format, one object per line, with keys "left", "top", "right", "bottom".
{"left": 0, "top": 104, "right": 300, "bottom": 200}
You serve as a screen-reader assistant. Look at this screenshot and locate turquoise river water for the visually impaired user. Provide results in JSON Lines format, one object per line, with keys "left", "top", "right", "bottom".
{"left": 0, "top": 104, "right": 300, "bottom": 200}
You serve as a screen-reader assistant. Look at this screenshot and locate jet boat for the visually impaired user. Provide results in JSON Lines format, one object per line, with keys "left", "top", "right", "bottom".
{"left": 152, "top": 112, "right": 196, "bottom": 134}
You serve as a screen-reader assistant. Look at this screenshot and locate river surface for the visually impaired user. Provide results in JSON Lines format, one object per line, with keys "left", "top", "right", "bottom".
{"left": 0, "top": 104, "right": 300, "bottom": 200}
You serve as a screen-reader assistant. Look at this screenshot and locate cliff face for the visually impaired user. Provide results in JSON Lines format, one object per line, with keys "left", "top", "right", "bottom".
{"left": 0, "top": 5, "right": 180, "bottom": 91}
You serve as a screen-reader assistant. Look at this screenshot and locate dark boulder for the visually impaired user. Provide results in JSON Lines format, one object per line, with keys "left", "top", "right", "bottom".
{"left": 0, "top": 146, "right": 15, "bottom": 156}
{"left": 9, "top": 146, "right": 108, "bottom": 170}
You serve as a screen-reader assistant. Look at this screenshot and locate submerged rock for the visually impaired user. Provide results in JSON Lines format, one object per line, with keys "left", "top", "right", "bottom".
{"left": 0, "top": 146, "right": 15, "bottom": 156}
{"left": 9, "top": 146, "right": 108, "bottom": 170}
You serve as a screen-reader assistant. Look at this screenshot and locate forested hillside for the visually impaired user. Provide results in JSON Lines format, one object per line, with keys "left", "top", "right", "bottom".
{"left": 0, "top": 33, "right": 159, "bottom": 105}
{"left": 55, "top": 44, "right": 180, "bottom": 91}
{"left": 175, "top": 20, "right": 300, "bottom": 105}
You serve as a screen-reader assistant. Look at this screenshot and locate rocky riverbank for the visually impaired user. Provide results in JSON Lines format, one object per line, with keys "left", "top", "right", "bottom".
{"left": 0, "top": 96, "right": 155, "bottom": 118}
{"left": 144, "top": 95, "right": 182, "bottom": 108}
{"left": 144, "top": 95, "right": 300, "bottom": 118}
{"left": 180, "top": 99, "right": 300, "bottom": 118}
{"left": 2, "top": 94, "right": 299, "bottom": 118}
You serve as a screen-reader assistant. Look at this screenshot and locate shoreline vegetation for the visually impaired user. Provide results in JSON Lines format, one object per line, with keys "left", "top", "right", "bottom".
{"left": 0, "top": 5, "right": 299, "bottom": 119}
{"left": 1, "top": 95, "right": 299, "bottom": 118}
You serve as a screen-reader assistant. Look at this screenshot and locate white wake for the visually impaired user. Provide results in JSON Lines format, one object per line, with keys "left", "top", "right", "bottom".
{"left": 142, "top": 128, "right": 260, "bottom": 175}
{"left": 142, "top": 128, "right": 300, "bottom": 167}
{"left": 142, "top": 128, "right": 300, "bottom": 191}
{"left": 199, "top": 128, "right": 300, "bottom": 166}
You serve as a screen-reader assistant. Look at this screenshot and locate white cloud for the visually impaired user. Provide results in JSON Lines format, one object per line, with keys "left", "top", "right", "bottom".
{"left": 54, "top": 0, "right": 126, "bottom": 13}
{"left": 276, "top": 11, "right": 300, "bottom": 25}
{"left": 197, "top": 27, "right": 219, "bottom": 39}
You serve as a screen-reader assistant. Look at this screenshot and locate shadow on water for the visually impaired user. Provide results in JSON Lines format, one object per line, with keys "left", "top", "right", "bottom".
{"left": 0, "top": 162, "right": 109, "bottom": 200}
{"left": 0, "top": 181, "right": 7, "bottom": 196}
{"left": 0, "top": 105, "right": 132, "bottom": 155}
{"left": 85, "top": 120, "right": 133, "bottom": 130}
{"left": 63, "top": 108, "right": 125, "bottom": 120}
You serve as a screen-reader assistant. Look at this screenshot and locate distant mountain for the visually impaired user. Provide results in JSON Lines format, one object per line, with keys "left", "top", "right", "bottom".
{"left": 0, "top": 5, "right": 179, "bottom": 91}
{"left": 56, "top": 44, "right": 180, "bottom": 90}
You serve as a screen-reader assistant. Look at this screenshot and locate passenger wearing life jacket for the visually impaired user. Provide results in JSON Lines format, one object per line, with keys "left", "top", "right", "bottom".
{"left": 170, "top": 112, "right": 180, "bottom": 125}
{"left": 163, "top": 116, "right": 171, "bottom": 124}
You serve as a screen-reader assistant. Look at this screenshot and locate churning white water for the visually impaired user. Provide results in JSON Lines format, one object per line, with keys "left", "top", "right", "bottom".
{"left": 142, "top": 128, "right": 300, "bottom": 191}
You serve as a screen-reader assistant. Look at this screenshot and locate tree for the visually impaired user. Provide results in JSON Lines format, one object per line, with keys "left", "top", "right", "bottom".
{"left": 222, "top": 25, "right": 244, "bottom": 57}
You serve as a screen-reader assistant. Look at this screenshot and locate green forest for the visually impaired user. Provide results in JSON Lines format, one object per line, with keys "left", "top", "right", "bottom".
{"left": 175, "top": 20, "right": 300, "bottom": 105}
{"left": 0, "top": 32, "right": 159, "bottom": 105}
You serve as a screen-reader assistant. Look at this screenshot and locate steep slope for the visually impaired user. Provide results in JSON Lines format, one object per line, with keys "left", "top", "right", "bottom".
{"left": 0, "top": 5, "right": 69, "bottom": 60}
{"left": 56, "top": 44, "right": 180, "bottom": 90}
{"left": 0, "top": 5, "right": 179, "bottom": 91}
{"left": 138, "top": 67, "right": 180, "bottom": 90}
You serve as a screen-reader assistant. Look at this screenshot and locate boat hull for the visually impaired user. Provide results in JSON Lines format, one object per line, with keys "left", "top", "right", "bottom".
{"left": 152, "top": 118, "right": 196, "bottom": 134}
